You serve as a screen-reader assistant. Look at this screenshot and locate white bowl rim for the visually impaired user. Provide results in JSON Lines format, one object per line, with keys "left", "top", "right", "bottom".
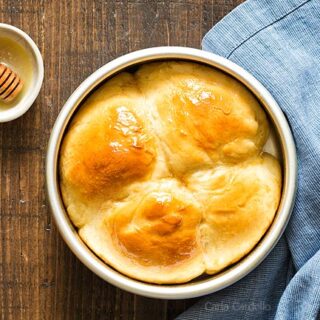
{"left": 46, "top": 46, "right": 297, "bottom": 299}
{"left": 0, "top": 23, "right": 44, "bottom": 122}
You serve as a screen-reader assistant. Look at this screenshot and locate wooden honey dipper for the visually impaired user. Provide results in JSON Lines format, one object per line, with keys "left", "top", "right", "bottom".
{"left": 0, "top": 62, "right": 24, "bottom": 103}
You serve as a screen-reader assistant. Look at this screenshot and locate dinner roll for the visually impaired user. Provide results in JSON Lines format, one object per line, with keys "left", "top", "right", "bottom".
{"left": 80, "top": 180, "right": 205, "bottom": 283}
{"left": 59, "top": 73, "right": 156, "bottom": 227}
{"left": 137, "top": 62, "right": 269, "bottom": 174}
{"left": 187, "top": 153, "right": 281, "bottom": 273}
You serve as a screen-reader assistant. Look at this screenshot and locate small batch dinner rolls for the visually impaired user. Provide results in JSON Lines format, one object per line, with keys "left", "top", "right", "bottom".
{"left": 59, "top": 61, "right": 282, "bottom": 284}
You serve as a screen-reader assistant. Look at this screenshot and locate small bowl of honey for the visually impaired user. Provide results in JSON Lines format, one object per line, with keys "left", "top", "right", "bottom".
{"left": 0, "top": 23, "right": 44, "bottom": 122}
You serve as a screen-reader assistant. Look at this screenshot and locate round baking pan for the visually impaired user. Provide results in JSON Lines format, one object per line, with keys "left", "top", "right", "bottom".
{"left": 46, "top": 47, "right": 297, "bottom": 299}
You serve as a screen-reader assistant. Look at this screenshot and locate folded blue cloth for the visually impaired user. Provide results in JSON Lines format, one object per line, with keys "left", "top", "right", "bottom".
{"left": 177, "top": 0, "right": 320, "bottom": 319}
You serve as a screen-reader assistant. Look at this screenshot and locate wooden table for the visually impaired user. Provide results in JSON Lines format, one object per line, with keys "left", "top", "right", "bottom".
{"left": 0, "top": 1, "right": 241, "bottom": 319}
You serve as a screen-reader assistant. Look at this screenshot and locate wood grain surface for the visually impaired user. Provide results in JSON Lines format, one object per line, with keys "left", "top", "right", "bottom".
{"left": 0, "top": 1, "right": 242, "bottom": 319}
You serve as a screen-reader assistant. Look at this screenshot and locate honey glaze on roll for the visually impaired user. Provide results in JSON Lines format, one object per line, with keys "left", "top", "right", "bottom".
{"left": 59, "top": 61, "right": 282, "bottom": 284}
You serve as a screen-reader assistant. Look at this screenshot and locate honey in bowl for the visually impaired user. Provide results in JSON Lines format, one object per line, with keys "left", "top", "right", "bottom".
{"left": 0, "top": 36, "right": 34, "bottom": 109}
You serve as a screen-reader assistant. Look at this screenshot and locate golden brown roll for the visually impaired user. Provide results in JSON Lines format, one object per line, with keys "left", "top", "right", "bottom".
{"left": 137, "top": 62, "right": 269, "bottom": 174}
{"left": 59, "top": 73, "right": 157, "bottom": 227}
{"left": 80, "top": 180, "right": 205, "bottom": 283}
{"left": 59, "top": 61, "right": 282, "bottom": 283}
{"left": 187, "top": 154, "right": 281, "bottom": 273}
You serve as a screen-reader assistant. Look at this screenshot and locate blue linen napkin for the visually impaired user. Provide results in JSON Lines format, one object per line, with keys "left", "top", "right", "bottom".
{"left": 177, "top": 0, "right": 320, "bottom": 319}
